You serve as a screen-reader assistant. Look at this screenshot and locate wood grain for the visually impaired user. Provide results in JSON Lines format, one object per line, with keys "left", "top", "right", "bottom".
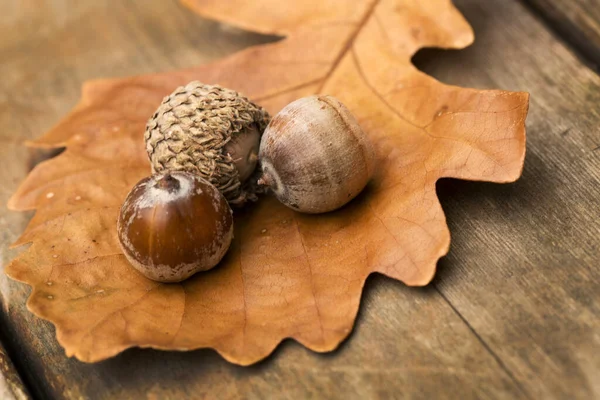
{"left": 415, "top": 0, "right": 600, "bottom": 398}
{"left": 0, "top": 341, "right": 29, "bottom": 400}
{"left": 522, "top": 0, "right": 600, "bottom": 70}
{"left": 0, "top": 0, "right": 598, "bottom": 399}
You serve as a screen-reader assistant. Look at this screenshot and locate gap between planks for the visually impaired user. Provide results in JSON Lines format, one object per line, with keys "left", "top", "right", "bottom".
{"left": 433, "top": 285, "right": 533, "bottom": 399}
{"left": 0, "top": 319, "right": 32, "bottom": 400}
{"left": 517, "top": 0, "right": 600, "bottom": 72}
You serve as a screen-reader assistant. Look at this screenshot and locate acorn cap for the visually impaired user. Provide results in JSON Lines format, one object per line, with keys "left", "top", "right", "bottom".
{"left": 144, "top": 81, "right": 270, "bottom": 205}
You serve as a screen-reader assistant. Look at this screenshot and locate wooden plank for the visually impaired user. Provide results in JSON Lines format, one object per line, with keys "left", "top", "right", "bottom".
{"left": 522, "top": 0, "right": 600, "bottom": 69}
{"left": 415, "top": 0, "right": 600, "bottom": 399}
{"left": 0, "top": 0, "right": 598, "bottom": 399}
{"left": 0, "top": 340, "right": 29, "bottom": 400}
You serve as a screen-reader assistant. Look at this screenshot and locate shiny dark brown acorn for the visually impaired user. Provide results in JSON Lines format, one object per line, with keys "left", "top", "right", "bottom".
{"left": 117, "top": 171, "right": 233, "bottom": 283}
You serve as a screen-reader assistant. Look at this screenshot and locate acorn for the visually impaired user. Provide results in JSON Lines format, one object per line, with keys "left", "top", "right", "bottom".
{"left": 117, "top": 171, "right": 233, "bottom": 283}
{"left": 258, "top": 95, "right": 376, "bottom": 214}
{"left": 144, "top": 81, "right": 270, "bottom": 206}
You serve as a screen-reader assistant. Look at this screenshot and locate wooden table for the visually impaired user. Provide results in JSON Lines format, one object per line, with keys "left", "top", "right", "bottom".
{"left": 1, "top": 0, "right": 599, "bottom": 399}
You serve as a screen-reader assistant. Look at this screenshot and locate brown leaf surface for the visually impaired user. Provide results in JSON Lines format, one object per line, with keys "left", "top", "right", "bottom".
{"left": 6, "top": 0, "right": 528, "bottom": 365}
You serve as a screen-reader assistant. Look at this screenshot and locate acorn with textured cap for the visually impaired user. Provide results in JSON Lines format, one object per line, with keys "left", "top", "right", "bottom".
{"left": 144, "top": 81, "right": 270, "bottom": 205}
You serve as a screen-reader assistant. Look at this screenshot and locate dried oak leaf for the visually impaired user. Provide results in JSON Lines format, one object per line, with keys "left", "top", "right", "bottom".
{"left": 6, "top": 0, "right": 528, "bottom": 365}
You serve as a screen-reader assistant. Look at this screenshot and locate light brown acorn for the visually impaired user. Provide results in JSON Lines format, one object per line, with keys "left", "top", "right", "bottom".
{"left": 258, "top": 95, "right": 376, "bottom": 214}
{"left": 117, "top": 171, "right": 233, "bottom": 283}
